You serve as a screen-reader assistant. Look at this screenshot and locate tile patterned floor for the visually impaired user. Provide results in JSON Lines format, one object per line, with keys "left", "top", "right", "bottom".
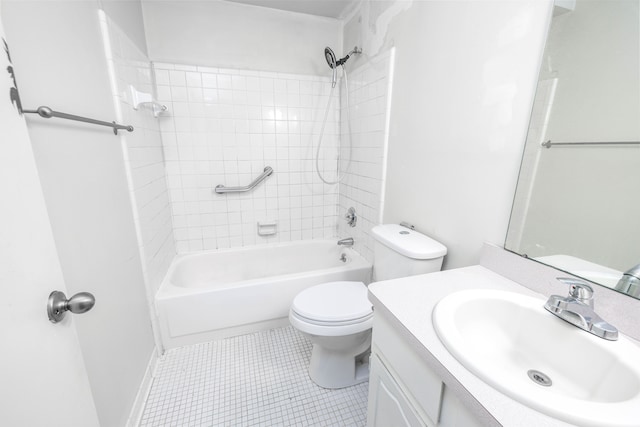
{"left": 140, "top": 326, "right": 369, "bottom": 426}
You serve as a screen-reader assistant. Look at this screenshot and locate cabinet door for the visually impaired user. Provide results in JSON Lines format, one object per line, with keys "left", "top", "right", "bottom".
{"left": 367, "top": 354, "right": 427, "bottom": 427}
{"left": 371, "top": 316, "right": 444, "bottom": 423}
{"left": 439, "top": 385, "right": 485, "bottom": 427}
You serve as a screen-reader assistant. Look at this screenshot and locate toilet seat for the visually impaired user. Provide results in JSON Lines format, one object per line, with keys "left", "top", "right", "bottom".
{"left": 292, "top": 311, "right": 373, "bottom": 327}
{"left": 291, "top": 281, "right": 372, "bottom": 322}
{"left": 289, "top": 281, "right": 373, "bottom": 337}
{"left": 289, "top": 310, "right": 373, "bottom": 337}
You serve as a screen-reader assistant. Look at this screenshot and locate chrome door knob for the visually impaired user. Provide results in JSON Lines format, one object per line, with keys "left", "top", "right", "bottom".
{"left": 47, "top": 290, "right": 96, "bottom": 323}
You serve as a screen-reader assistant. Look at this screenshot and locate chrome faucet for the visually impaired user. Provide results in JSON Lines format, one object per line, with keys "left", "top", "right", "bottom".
{"left": 544, "top": 277, "right": 618, "bottom": 341}
{"left": 615, "top": 263, "right": 640, "bottom": 298}
{"left": 337, "top": 237, "right": 354, "bottom": 246}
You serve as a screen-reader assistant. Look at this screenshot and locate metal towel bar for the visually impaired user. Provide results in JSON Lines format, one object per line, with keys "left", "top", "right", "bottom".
{"left": 215, "top": 166, "right": 274, "bottom": 194}
{"left": 542, "top": 140, "right": 640, "bottom": 149}
{"left": 23, "top": 106, "right": 134, "bottom": 135}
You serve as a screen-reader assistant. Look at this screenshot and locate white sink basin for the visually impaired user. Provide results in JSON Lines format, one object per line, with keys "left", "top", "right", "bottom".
{"left": 433, "top": 289, "right": 640, "bottom": 426}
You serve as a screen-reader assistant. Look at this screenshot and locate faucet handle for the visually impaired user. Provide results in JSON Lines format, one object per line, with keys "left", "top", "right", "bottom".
{"left": 557, "top": 277, "right": 594, "bottom": 307}
{"left": 344, "top": 207, "right": 357, "bottom": 227}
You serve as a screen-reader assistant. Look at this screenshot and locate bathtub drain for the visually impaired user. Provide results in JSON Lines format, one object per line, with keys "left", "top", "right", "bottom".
{"left": 527, "top": 369, "right": 552, "bottom": 387}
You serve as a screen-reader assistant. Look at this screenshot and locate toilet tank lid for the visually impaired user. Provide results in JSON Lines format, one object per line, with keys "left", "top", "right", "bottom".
{"left": 372, "top": 224, "right": 447, "bottom": 260}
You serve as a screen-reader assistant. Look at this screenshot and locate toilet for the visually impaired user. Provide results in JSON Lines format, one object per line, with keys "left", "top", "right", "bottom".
{"left": 289, "top": 224, "right": 447, "bottom": 389}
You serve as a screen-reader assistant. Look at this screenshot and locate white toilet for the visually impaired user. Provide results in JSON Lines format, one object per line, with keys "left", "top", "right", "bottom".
{"left": 289, "top": 224, "right": 447, "bottom": 389}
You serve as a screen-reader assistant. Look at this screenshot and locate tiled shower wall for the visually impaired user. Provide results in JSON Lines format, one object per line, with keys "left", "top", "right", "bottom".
{"left": 101, "top": 13, "right": 176, "bottom": 294}
{"left": 154, "top": 63, "right": 341, "bottom": 252}
{"left": 338, "top": 50, "right": 394, "bottom": 263}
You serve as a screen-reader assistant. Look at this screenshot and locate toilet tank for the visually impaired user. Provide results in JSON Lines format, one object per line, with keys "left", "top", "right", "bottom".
{"left": 372, "top": 224, "right": 447, "bottom": 281}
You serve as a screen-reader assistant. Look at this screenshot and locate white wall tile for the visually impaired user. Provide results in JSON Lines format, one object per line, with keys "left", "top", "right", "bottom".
{"left": 338, "top": 51, "right": 394, "bottom": 263}
{"left": 154, "top": 63, "right": 340, "bottom": 251}
{"left": 104, "top": 18, "right": 176, "bottom": 296}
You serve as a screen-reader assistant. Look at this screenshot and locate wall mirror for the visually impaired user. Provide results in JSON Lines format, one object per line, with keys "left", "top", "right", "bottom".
{"left": 505, "top": 0, "right": 640, "bottom": 299}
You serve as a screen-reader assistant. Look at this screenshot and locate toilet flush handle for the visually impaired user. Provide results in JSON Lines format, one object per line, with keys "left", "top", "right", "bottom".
{"left": 47, "top": 290, "right": 96, "bottom": 323}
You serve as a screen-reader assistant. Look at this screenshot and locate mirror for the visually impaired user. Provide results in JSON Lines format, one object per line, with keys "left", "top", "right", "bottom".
{"left": 505, "top": 0, "right": 640, "bottom": 298}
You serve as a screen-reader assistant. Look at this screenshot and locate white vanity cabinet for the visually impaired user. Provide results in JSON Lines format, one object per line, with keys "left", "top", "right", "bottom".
{"left": 367, "top": 314, "right": 484, "bottom": 427}
{"left": 368, "top": 354, "right": 427, "bottom": 427}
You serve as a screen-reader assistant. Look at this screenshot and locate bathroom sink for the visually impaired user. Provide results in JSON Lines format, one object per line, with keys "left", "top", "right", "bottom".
{"left": 433, "top": 289, "right": 640, "bottom": 427}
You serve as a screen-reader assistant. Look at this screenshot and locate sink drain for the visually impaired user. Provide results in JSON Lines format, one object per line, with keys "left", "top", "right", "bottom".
{"left": 527, "top": 369, "right": 552, "bottom": 387}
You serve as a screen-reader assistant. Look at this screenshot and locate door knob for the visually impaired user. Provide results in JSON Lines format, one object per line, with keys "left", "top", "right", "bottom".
{"left": 47, "top": 290, "right": 95, "bottom": 323}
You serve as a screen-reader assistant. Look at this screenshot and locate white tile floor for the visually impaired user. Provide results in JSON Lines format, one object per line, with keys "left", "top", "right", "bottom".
{"left": 140, "top": 326, "right": 369, "bottom": 426}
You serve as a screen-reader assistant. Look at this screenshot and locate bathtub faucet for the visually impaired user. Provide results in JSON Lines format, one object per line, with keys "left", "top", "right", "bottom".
{"left": 337, "top": 237, "right": 354, "bottom": 246}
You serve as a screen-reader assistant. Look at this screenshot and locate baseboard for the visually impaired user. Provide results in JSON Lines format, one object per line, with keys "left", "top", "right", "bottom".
{"left": 126, "top": 348, "right": 159, "bottom": 427}
{"left": 161, "top": 317, "right": 291, "bottom": 350}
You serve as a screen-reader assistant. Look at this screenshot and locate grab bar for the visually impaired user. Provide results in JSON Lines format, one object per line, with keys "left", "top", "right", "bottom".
{"left": 23, "top": 106, "right": 134, "bottom": 135}
{"left": 542, "top": 140, "right": 640, "bottom": 149}
{"left": 215, "top": 166, "right": 274, "bottom": 194}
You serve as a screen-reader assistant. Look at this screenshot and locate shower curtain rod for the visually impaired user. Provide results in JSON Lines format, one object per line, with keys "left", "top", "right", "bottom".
{"left": 23, "top": 106, "right": 134, "bottom": 135}
{"left": 542, "top": 140, "right": 640, "bottom": 149}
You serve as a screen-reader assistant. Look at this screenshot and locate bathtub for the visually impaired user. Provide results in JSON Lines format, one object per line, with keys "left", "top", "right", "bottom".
{"left": 155, "top": 240, "right": 372, "bottom": 349}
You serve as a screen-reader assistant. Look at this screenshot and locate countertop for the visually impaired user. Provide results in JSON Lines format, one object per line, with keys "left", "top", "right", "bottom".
{"left": 368, "top": 265, "right": 583, "bottom": 427}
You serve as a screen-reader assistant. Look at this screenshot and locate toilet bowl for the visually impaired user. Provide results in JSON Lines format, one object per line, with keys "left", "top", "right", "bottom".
{"left": 290, "top": 224, "right": 447, "bottom": 389}
{"left": 289, "top": 281, "right": 373, "bottom": 389}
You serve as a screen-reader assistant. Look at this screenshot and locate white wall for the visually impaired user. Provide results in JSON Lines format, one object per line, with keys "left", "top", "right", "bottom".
{"left": 344, "top": 0, "right": 553, "bottom": 269}
{"left": 142, "top": 0, "right": 342, "bottom": 75}
{"left": 155, "top": 62, "right": 339, "bottom": 251}
{"left": 100, "top": 10, "right": 176, "bottom": 359}
{"left": 100, "top": 0, "right": 149, "bottom": 55}
{"left": 1, "top": 1, "right": 155, "bottom": 426}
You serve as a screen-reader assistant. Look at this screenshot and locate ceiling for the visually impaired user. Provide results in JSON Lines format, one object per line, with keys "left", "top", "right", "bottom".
{"left": 226, "top": 0, "right": 357, "bottom": 19}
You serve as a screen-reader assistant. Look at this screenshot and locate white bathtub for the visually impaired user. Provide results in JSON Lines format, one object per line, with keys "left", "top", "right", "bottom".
{"left": 156, "top": 240, "right": 372, "bottom": 349}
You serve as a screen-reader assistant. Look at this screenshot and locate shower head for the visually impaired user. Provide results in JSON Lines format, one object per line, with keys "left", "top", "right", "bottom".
{"left": 324, "top": 46, "right": 362, "bottom": 88}
{"left": 324, "top": 46, "right": 362, "bottom": 69}
{"left": 325, "top": 47, "right": 338, "bottom": 88}
{"left": 325, "top": 47, "right": 337, "bottom": 69}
